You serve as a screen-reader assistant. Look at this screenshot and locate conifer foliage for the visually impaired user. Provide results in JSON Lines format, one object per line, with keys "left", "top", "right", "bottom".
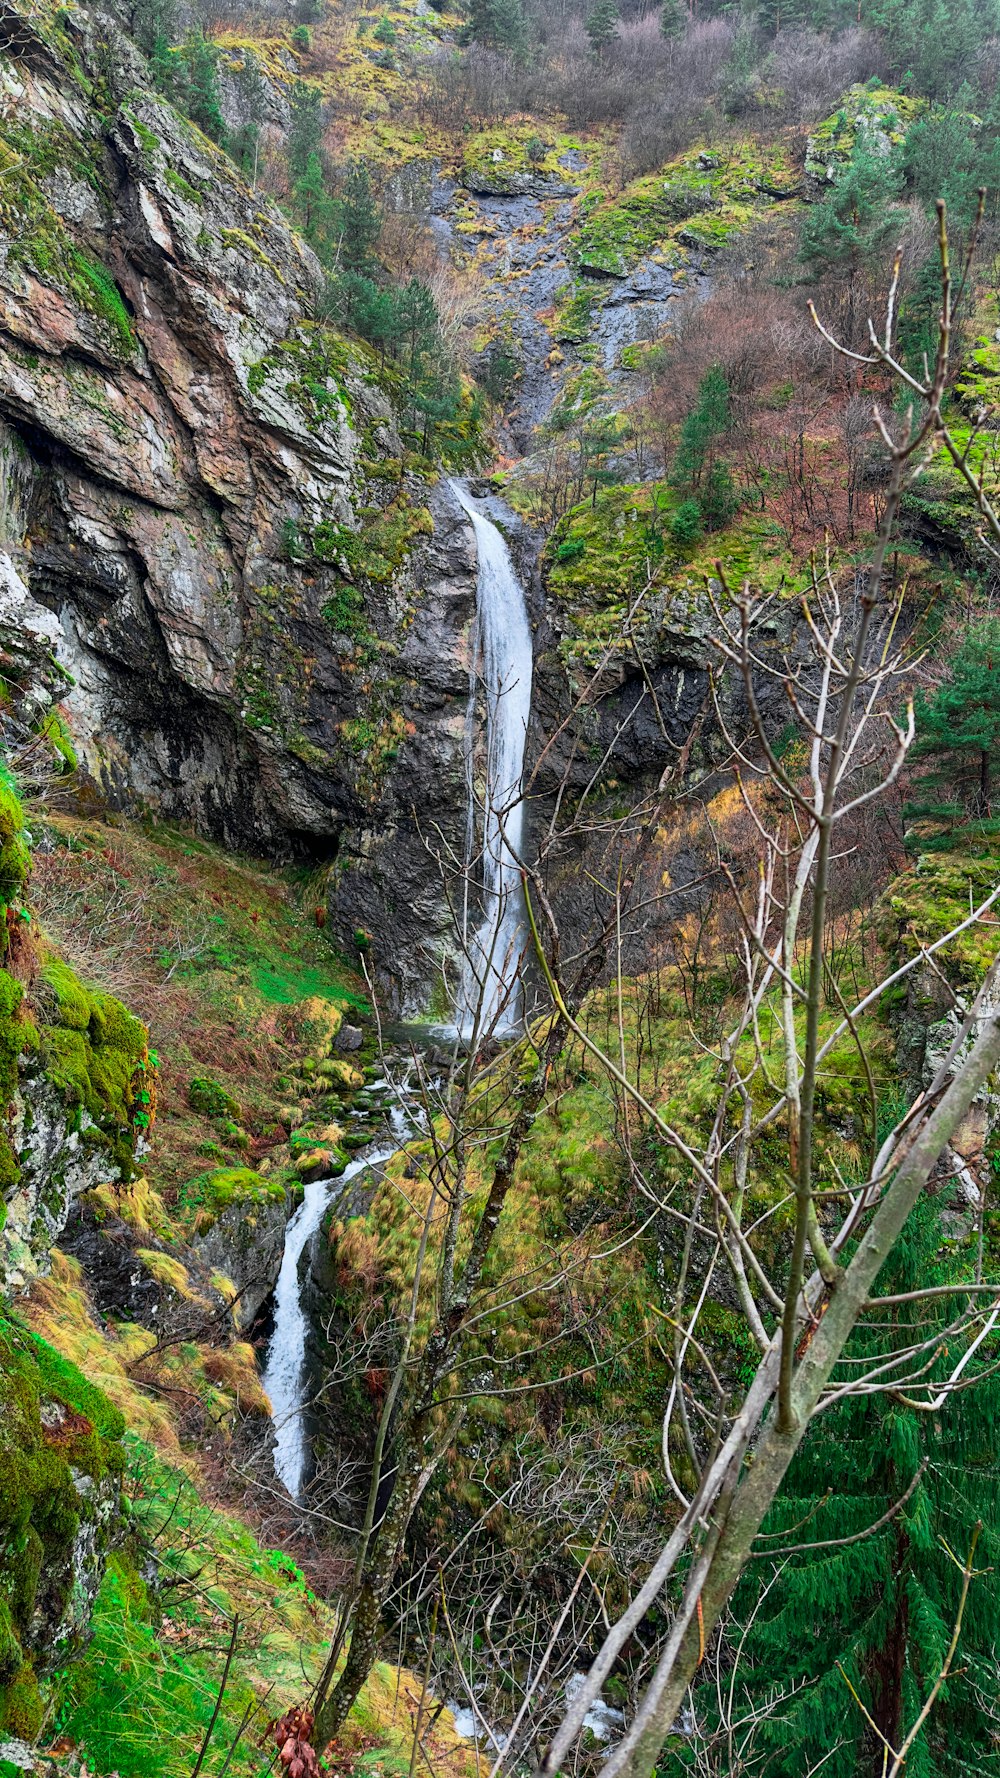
{"left": 665, "top": 1203, "right": 1000, "bottom": 1777}
{"left": 909, "top": 620, "right": 1000, "bottom": 824}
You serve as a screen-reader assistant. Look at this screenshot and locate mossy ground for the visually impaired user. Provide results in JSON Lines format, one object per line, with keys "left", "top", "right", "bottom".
{"left": 569, "top": 141, "right": 798, "bottom": 278}
{"left": 542, "top": 481, "right": 795, "bottom": 670}
{"left": 0, "top": 1303, "right": 125, "bottom": 1740}
{"left": 28, "top": 814, "right": 368, "bottom": 1205}
{"left": 37, "top": 1436, "right": 475, "bottom": 1778}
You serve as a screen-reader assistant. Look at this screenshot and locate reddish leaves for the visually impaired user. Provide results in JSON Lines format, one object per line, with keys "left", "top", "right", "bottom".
{"left": 271, "top": 1705, "right": 323, "bottom": 1778}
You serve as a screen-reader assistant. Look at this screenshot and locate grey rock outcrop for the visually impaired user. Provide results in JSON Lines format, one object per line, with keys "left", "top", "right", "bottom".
{"left": 0, "top": 6, "right": 477, "bottom": 1015}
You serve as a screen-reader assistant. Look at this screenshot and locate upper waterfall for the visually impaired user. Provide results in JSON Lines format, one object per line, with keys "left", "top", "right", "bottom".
{"left": 450, "top": 482, "right": 534, "bottom": 1039}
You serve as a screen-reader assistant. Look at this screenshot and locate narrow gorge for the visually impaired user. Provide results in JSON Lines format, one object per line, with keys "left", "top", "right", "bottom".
{"left": 4, "top": 1, "right": 1000, "bottom": 1775}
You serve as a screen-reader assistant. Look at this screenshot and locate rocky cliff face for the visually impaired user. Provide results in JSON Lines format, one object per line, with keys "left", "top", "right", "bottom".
{"left": 0, "top": 0, "right": 478, "bottom": 1014}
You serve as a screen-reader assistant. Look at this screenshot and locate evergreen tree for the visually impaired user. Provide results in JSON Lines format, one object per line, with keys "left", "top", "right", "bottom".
{"left": 865, "top": 0, "right": 1000, "bottom": 102}
{"left": 800, "top": 136, "right": 904, "bottom": 273}
{"left": 466, "top": 0, "right": 530, "bottom": 61}
{"left": 131, "top": 0, "right": 175, "bottom": 59}
{"left": 586, "top": 0, "right": 620, "bottom": 55}
{"left": 181, "top": 31, "right": 226, "bottom": 145}
{"left": 908, "top": 620, "right": 1000, "bottom": 822}
{"left": 664, "top": 1201, "right": 1000, "bottom": 1778}
{"left": 228, "top": 51, "right": 265, "bottom": 178}
{"left": 294, "top": 151, "right": 338, "bottom": 246}
{"left": 902, "top": 102, "right": 1000, "bottom": 231}
{"left": 671, "top": 365, "right": 737, "bottom": 530}
{"left": 338, "top": 159, "right": 381, "bottom": 272}
{"left": 659, "top": 0, "right": 685, "bottom": 39}
{"left": 288, "top": 80, "right": 324, "bottom": 182}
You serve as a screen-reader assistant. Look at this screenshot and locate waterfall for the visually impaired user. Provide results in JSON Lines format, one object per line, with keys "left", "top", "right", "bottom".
{"left": 450, "top": 481, "right": 533, "bottom": 1039}
{"left": 263, "top": 1099, "right": 410, "bottom": 1501}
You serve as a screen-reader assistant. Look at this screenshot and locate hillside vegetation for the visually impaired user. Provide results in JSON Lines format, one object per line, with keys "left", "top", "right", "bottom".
{"left": 4, "top": 0, "right": 1000, "bottom": 1772}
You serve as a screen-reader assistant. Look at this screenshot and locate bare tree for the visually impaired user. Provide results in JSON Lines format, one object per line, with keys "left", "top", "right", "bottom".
{"left": 532, "top": 201, "right": 1000, "bottom": 1778}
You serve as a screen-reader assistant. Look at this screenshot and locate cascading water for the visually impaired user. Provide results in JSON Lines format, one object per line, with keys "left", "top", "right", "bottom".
{"left": 450, "top": 481, "right": 534, "bottom": 1038}
{"left": 263, "top": 1095, "right": 411, "bottom": 1501}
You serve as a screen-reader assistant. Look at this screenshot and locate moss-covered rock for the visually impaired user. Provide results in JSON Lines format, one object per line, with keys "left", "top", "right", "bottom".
{"left": 188, "top": 1076, "right": 240, "bottom": 1119}
{"left": 0, "top": 767, "right": 31, "bottom": 943}
{"left": 804, "top": 83, "right": 923, "bottom": 191}
{"left": 570, "top": 142, "right": 798, "bottom": 279}
{"left": 0, "top": 1308, "right": 125, "bottom": 1737}
{"left": 461, "top": 126, "right": 583, "bottom": 198}
{"left": 179, "top": 1166, "right": 286, "bottom": 1230}
{"left": 1, "top": 774, "right": 150, "bottom": 1289}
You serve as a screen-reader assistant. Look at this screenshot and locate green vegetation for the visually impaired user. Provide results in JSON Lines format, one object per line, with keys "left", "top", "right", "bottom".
{"left": 176, "top": 1167, "right": 286, "bottom": 1231}
{"left": 38, "top": 956, "right": 149, "bottom": 1177}
{"left": 906, "top": 620, "right": 1000, "bottom": 831}
{"left": 46, "top": 1438, "right": 467, "bottom": 1778}
{"left": 28, "top": 816, "right": 368, "bottom": 1197}
{"left": 570, "top": 143, "right": 796, "bottom": 277}
{"left": 544, "top": 482, "right": 792, "bottom": 667}
{"left": 0, "top": 1307, "right": 125, "bottom": 1739}
{"left": 668, "top": 1201, "right": 1000, "bottom": 1778}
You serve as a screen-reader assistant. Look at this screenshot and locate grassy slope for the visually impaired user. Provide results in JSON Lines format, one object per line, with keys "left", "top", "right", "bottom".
{"left": 29, "top": 813, "right": 368, "bottom": 1204}
{"left": 4, "top": 803, "right": 473, "bottom": 1778}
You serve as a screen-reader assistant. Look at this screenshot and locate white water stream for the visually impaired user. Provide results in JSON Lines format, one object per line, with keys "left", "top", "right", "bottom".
{"left": 265, "top": 486, "right": 534, "bottom": 1493}
{"left": 263, "top": 1094, "right": 412, "bottom": 1500}
{"left": 450, "top": 481, "right": 534, "bottom": 1039}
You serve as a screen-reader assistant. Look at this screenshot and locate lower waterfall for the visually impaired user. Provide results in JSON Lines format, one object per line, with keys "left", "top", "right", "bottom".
{"left": 263, "top": 1094, "right": 411, "bottom": 1501}
{"left": 450, "top": 481, "right": 534, "bottom": 1039}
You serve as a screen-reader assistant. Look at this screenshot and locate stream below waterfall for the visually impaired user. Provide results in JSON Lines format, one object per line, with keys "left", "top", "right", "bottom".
{"left": 450, "top": 481, "right": 534, "bottom": 1041}
{"left": 262, "top": 1077, "right": 419, "bottom": 1501}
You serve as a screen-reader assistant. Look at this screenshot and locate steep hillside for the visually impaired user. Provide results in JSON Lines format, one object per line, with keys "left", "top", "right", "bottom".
{"left": 5, "top": 0, "right": 1000, "bottom": 1772}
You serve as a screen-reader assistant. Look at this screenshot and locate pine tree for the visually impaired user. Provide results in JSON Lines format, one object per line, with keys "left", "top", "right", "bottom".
{"left": 586, "top": 0, "right": 620, "bottom": 55}
{"left": 908, "top": 620, "right": 1000, "bottom": 822}
{"left": 181, "top": 31, "right": 226, "bottom": 145}
{"left": 671, "top": 366, "right": 736, "bottom": 530}
{"left": 132, "top": 0, "right": 175, "bottom": 59}
{"left": 288, "top": 80, "right": 324, "bottom": 182}
{"left": 294, "top": 152, "right": 337, "bottom": 247}
{"left": 467, "top": 0, "right": 530, "bottom": 61}
{"left": 902, "top": 102, "right": 1000, "bottom": 231}
{"left": 659, "top": 0, "right": 685, "bottom": 40}
{"left": 338, "top": 160, "right": 381, "bottom": 272}
{"left": 663, "top": 1201, "right": 1000, "bottom": 1778}
{"left": 800, "top": 135, "right": 904, "bottom": 274}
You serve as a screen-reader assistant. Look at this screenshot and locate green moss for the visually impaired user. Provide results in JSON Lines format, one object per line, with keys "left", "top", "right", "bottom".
{"left": 188, "top": 1076, "right": 239, "bottom": 1119}
{"left": 164, "top": 166, "right": 204, "bottom": 204}
{"left": 37, "top": 958, "right": 148, "bottom": 1177}
{"left": 0, "top": 1309, "right": 125, "bottom": 1735}
{"left": 461, "top": 126, "right": 582, "bottom": 195}
{"left": 0, "top": 144, "right": 133, "bottom": 355}
{"left": 1, "top": 1662, "right": 42, "bottom": 1739}
{"left": 544, "top": 482, "right": 794, "bottom": 669}
{"left": 176, "top": 1166, "right": 286, "bottom": 1231}
{"left": 805, "top": 84, "right": 924, "bottom": 182}
{"left": 0, "top": 765, "right": 31, "bottom": 933}
{"left": 552, "top": 279, "right": 595, "bottom": 344}
{"left": 68, "top": 252, "right": 135, "bottom": 355}
{"left": 878, "top": 834, "right": 1000, "bottom": 991}
{"left": 246, "top": 324, "right": 372, "bottom": 427}
{"left": 313, "top": 498, "right": 433, "bottom": 587}
{"left": 34, "top": 708, "right": 78, "bottom": 773}
{"left": 0, "top": 1599, "right": 20, "bottom": 1684}
{"left": 569, "top": 142, "right": 797, "bottom": 278}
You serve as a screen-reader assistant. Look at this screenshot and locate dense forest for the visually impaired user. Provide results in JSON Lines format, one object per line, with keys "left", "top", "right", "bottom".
{"left": 3, "top": 0, "right": 1000, "bottom": 1772}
